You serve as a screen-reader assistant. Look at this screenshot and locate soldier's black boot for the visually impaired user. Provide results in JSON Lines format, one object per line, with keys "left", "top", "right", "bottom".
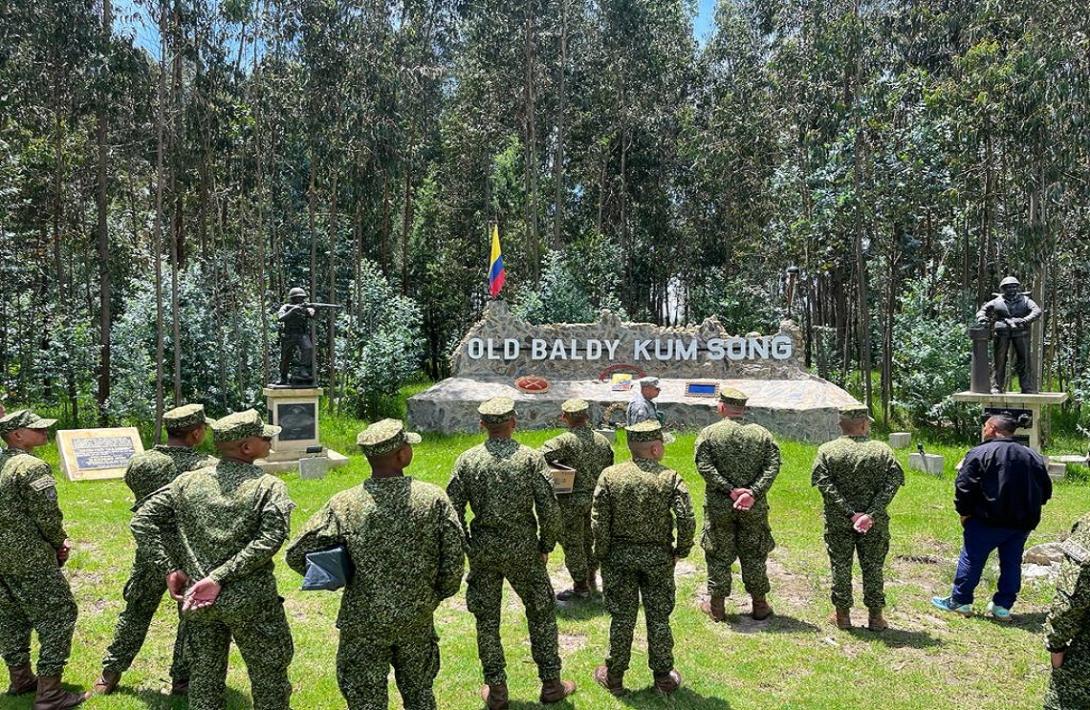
{"left": 540, "top": 678, "right": 576, "bottom": 704}
{"left": 170, "top": 678, "right": 189, "bottom": 695}
{"left": 751, "top": 595, "right": 773, "bottom": 620}
{"left": 32, "top": 676, "right": 90, "bottom": 710}
{"left": 868, "top": 607, "right": 889, "bottom": 632}
{"left": 556, "top": 580, "right": 591, "bottom": 601}
{"left": 91, "top": 670, "right": 120, "bottom": 695}
{"left": 653, "top": 669, "right": 683, "bottom": 695}
{"left": 700, "top": 594, "right": 726, "bottom": 622}
{"left": 594, "top": 665, "right": 625, "bottom": 696}
{"left": 480, "top": 682, "right": 508, "bottom": 710}
{"left": 6, "top": 664, "right": 37, "bottom": 695}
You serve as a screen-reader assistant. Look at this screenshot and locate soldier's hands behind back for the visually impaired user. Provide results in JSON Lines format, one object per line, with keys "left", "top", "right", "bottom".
{"left": 182, "top": 577, "right": 222, "bottom": 612}
{"left": 851, "top": 513, "right": 874, "bottom": 534}
{"left": 56, "top": 539, "right": 72, "bottom": 566}
{"left": 167, "top": 570, "right": 190, "bottom": 601}
{"left": 733, "top": 492, "right": 755, "bottom": 511}
{"left": 1051, "top": 651, "right": 1065, "bottom": 669}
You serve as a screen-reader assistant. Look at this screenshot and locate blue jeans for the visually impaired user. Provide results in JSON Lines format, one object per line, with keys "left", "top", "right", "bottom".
{"left": 950, "top": 518, "right": 1031, "bottom": 608}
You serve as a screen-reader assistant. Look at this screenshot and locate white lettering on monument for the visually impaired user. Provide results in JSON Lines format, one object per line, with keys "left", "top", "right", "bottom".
{"left": 466, "top": 336, "right": 793, "bottom": 362}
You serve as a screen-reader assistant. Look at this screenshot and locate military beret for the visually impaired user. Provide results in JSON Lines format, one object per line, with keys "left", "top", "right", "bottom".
{"left": 163, "top": 403, "right": 213, "bottom": 431}
{"left": 210, "top": 409, "right": 281, "bottom": 443}
{"left": 561, "top": 399, "right": 589, "bottom": 415}
{"left": 357, "top": 419, "right": 422, "bottom": 457}
{"left": 625, "top": 419, "right": 675, "bottom": 445}
{"left": 478, "top": 397, "right": 516, "bottom": 424}
{"left": 637, "top": 377, "right": 661, "bottom": 388}
{"left": 0, "top": 409, "right": 57, "bottom": 436}
{"left": 718, "top": 386, "right": 748, "bottom": 406}
{"left": 839, "top": 404, "right": 872, "bottom": 422}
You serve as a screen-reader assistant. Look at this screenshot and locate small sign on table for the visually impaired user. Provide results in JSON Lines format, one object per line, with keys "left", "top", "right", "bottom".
{"left": 549, "top": 463, "right": 577, "bottom": 495}
{"left": 57, "top": 428, "right": 144, "bottom": 482}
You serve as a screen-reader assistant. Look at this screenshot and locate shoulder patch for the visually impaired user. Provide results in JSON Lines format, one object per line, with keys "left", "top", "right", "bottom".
{"left": 1062, "top": 539, "right": 1090, "bottom": 565}
{"left": 29, "top": 476, "right": 56, "bottom": 491}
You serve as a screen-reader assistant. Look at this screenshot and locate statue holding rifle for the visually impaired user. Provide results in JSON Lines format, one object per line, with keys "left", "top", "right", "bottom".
{"left": 974, "top": 276, "right": 1042, "bottom": 394}
{"left": 276, "top": 287, "right": 341, "bottom": 387}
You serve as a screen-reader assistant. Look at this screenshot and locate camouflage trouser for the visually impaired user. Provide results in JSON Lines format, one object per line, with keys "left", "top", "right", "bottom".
{"left": 1045, "top": 631, "right": 1090, "bottom": 710}
{"left": 701, "top": 500, "right": 775, "bottom": 598}
{"left": 558, "top": 498, "right": 594, "bottom": 584}
{"left": 337, "top": 624, "right": 440, "bottom": 710}
{"left": 601, "top": 545, "right": 676, "bottom": 676}
{"left": 824, "top": 520, "right": 890, "bottom": 609}
{"left": 0, "top": 568, "right": 78, "bottom": 677}
{"left": 466, "top": 556, "right": 561, "bottom": 685}
{"left": 185, "top": 599, "right": 294, "bottom": 710}
{"left": 102, "top": 552, "right": 189, "bottom": 680}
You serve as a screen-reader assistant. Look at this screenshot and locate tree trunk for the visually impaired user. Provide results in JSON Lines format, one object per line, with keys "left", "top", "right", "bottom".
{"left": 552, "top": 0, "right": 568, "bottom": 249}
{"left": 153, "top": 0, "right": 169, "bottom": 439}
{"left": 95, "top": 0, "right": 112, "bottom": 424}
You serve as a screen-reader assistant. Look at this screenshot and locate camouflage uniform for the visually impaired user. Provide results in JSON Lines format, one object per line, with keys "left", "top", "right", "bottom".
{"left": 811, "top": 434, "right": 904, "bottom": 610}
{"left": 695, "top": 412, "right": 781, "bottom": 599}
{"left": 286, "top": 419, "right": 465, "bottom": 710}
{"left": 131, "top": 410, "right": 295, "bottom": 710}
{"left": 1044, "top": 514, "right": 1090, "bottom": 710}
{"left": 540, "top": 401, "right": 614, "bottom": 587}
{"left": 593, "top": 421, "right": 695, "bottom": 677}
{"left": 0, "top": 413, "right": 77, "bottom": 680}
{"left": 101, "top": 404, "right": 218, "bottom": 684}
{"left": 446, "top": 399, "right": 564, "bottom": 686}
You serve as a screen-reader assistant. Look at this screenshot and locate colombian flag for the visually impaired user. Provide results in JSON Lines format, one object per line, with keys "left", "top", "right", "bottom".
{"left": 488, "top": 224, "right": 506, "bottom": 298}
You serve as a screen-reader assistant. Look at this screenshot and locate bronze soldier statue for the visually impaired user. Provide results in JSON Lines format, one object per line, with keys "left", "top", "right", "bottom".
{"left": 975, "top": 276, "right": 1042, "bottom": 394}
{"left": 276, "top": 287, "right": 340, "bottom": 387}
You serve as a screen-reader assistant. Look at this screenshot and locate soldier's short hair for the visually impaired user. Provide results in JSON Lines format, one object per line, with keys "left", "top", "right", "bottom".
{"left": 988, "top": 414, "right": 1020, "bottom": 435}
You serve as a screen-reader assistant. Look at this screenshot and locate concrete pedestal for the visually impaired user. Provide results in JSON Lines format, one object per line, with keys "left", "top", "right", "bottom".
{"left": 258, "top": 387, "right": 349, "bottom": 475}
{"left": 909, "top": 453, "right": 944, "bottom": 476}
{"left": 889, "top": 432, "right": 912, "bottom": 449}
{"left": 950, "top": 391, "right": 1068, "bottom": 453}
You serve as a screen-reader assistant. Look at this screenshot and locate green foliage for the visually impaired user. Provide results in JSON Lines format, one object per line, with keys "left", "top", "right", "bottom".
{"left": 337, "top": 260, "right": 425, "bottom": 419}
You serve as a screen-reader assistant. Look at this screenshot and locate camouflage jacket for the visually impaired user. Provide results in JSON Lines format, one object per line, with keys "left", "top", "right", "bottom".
{"left": 286, "top": 476, "right": 465, "bottom": 641}
{"left": 811, "top": 436, "right": 904, "bottom": 525}
{"left": 131, "top": 458, "right": 294, "bottom": 614}
{"left": 540, "top": 425, "right": 615, "bottom": 505}
{"left": 592, "top": 458, "right": 695, "bottom": 561}
{"left": 125, "top": 445, "right": 218, "bottom": 512}
{"left": 1044, "top": 514, "right": 1090, "bottom": 652}
{"left": 447, "top": 438, "right": 562, "bottom": 564}
{"left": 694, "top": 419, "right": 781, "bottom": 506}
{"left": 0, "top": 447, "right": 67, "bottom": 576}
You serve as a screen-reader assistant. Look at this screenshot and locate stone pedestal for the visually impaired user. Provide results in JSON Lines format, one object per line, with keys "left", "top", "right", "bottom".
{"left": 950, "top": 391, "right": 1068, "bottom": 453}
{"left": 889, "top": 432, "right": 912, "bottom": 449}
{"left": 258, "top": 387, "right": 349, "bottom": 475}
{"left": 909, "top": 453, "right": 944, "bottom": 476}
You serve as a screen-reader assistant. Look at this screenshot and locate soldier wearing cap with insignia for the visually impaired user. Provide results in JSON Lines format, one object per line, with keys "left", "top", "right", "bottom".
{"left": 540, "top": 399, "right": 614, "bottom": 601}
{"left": 592, "top": 419, "right": 694, "bottom": 697}
{"left": 287, "top": 419, "right": 465, "bottom": 710}
{"left": 131, "top": 409, "right": 295, "bottom": 709}
{"left": 446, "top": 397, "right": 575, "bottom": 709}
{"left": 0, "top": 410, "right": 91, "bottom": 708}
{"left": 811, "top": 404, "right": 904, "bottom": 631}
{"left": 95, "top": 403, "right": 219, "bottom": 696}
{"left": 627, "top": 377, "right": 662, "bottom": 426}
{"left": 1043, "top": 512, "right": 1090, "bottom": 709}
{"left": 695, "top": 386, "right": 781, "bottom": 622}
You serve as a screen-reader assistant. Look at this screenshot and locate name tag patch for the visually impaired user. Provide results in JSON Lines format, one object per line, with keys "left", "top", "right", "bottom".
{"left": 29, "top": 476, "right": 56, "bottom": 492}
{"left": 1062, "top": 539, "right": 1090, "bottom": 564}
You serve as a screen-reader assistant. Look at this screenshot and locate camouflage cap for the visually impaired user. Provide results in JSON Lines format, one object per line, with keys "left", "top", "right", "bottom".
{"left": 479, "top": 397, "right": 516, "bottom": 424}
{"left": 210, "top": 409, "right": 281, "bottom": 443}
{"left": 625, "top": 419, "right": 676, "bottom": 445}
{"left": 163, "top": 403, "right": 213, "bottom": 431}
{"left": 839, "top": 404, "right": 872, "bottom": 422}
{"left": 561, "top": 399, "right": 590, "bottom": 415}
{"left": 0, "top": 410, "right": 58, "bottom": 435}
{"left": 357, "top": 418, "right": 422, "bottom": 457}
{"left": 718, "top": 386, "right": 748, "bottom": 407}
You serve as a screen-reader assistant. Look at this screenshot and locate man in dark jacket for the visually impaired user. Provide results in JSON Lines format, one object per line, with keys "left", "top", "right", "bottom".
{"left": 932, "top": 414, "right": 1052, "bottom": 619}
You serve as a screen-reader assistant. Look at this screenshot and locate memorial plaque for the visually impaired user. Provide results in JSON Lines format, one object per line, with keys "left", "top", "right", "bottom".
{"left": 548, "top": 463, "right": 577, "bottom": 495}
{"left": 277, "top": 402, "right": 318, "bottom": 442}
{"left": 57, "top": 428, "right": 144, "bottom": 482}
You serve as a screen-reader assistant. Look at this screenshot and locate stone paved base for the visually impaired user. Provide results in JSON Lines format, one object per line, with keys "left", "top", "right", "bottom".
{"left": 256, "top": 448, "right": 349, "bottom": 475}
{"left": 408, "top": 377, "right": 859, "bottom": 443}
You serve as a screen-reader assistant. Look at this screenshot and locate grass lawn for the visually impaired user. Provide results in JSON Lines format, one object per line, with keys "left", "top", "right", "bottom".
{"left": 6, "top": 417, "right": 1087, "bottom": 710}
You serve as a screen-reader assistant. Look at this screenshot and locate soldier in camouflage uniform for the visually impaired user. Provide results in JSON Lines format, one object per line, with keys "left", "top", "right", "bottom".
{"left": 540, "top": 399, "right": 614, "bottom": 600}
{"left": 0, "top": 410, "right": 91, "bottom": 709}
{"left": 592, "top": 419, "right": 694, "bottom": 696}
{"left": 286, "top": 419, "right": 465, "bottom": 710}
{"left": 131, "top": 409, "right": 295, "bottom": 710}
{"left": 1043, "top": 512, "right": 1090, "bottom": 710}
{"left": 811, "top": 405, "right": 904, "bottom": 631}
{"left": 95, "top": 404, "right": 219, "bottom": 696}
{"left": 695, "top": 386, "right": 781, "bottom": 622}
{"left": 447, "top": 397, "right": 576, "bottom": 710}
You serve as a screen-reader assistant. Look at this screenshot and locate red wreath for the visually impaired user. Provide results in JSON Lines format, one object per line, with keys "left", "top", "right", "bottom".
{"left": 597, "top": 364, "right": 646, "bottom": 382}
{"left": 515, "top": 375, "right": 551, "bottom": 394}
